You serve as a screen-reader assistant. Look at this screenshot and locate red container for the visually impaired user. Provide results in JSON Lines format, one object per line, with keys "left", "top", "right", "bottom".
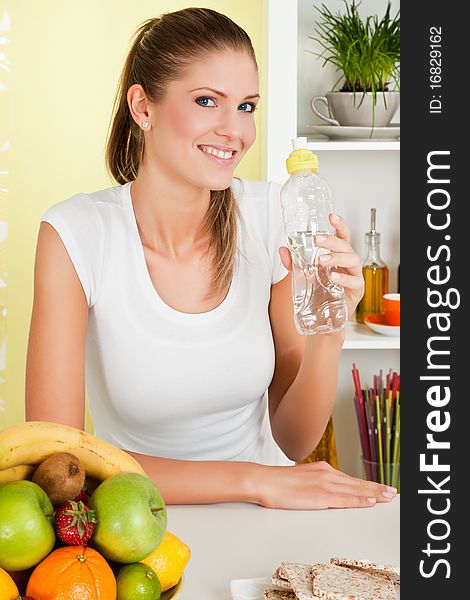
{"left": 383, "top": 293, "right": 400, "bottom": 326}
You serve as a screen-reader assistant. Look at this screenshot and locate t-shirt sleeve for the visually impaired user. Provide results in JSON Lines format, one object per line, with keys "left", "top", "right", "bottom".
{"left": 41, "top": 194, "right": 104, "bottom": 307}
{"left": 266, "top": 181, "right": 289, "bottom": 284}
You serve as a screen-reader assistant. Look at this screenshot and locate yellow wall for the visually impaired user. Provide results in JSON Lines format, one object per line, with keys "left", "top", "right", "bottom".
{"left": 3, "top": 0, "right": 267, "bottom": 429}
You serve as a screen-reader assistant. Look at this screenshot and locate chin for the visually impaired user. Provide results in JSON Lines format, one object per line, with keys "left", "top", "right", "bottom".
{"left": 202, "top": 173, "right": 235, "bottom": 192}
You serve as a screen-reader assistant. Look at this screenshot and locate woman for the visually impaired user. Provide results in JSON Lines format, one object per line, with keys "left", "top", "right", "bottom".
{"left": 26, "top": 8, "right": 396, "bottom": 509}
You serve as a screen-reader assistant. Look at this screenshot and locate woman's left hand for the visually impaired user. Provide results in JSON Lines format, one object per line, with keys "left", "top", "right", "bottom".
{"left": 279, "top": 213, "right": 364, "bottom": 317}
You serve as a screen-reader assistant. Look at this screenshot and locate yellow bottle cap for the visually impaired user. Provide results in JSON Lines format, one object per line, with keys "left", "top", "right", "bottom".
{"left": 286, "top": 148, "right": 318, "bottom": 175}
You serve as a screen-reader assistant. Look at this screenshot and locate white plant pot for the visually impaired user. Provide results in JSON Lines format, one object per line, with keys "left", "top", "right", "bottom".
{"left": 311, "top": 91, "right": 400, "bottom": 127}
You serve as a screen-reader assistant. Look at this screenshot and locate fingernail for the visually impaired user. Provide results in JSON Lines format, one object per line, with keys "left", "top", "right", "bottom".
{"left": 382, "top": 491, "right": 394, "bottom": 498}
{"left": 386, "top": 486, "right": 397, "bottom": 494}
{"left": 315, "top": 235, "right": 327, "bottom": 243}
{"left": 320, "top": 254, "right": 331, "bottom": 263}
{"left": 332, "top": 213, "right": 342, "bottom": 221}
{"left": 367, "top": 497, "right": 376, "bottom": 503}
{"left": 330, "top": 271, "right": 341, "bottom": 280}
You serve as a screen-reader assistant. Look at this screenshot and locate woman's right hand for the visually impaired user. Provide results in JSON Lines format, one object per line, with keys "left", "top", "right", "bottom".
{"left": 254, "top": 461, "right": 397, "bottom": 510}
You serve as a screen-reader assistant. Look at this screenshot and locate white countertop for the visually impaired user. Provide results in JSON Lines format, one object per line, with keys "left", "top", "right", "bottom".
{"left": 167, "top": 495, "right": 400, "bottom": 599}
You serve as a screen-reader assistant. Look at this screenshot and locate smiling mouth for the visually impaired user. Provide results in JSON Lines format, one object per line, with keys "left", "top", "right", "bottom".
{"left": 198, "top": 145, "right": 238, "bottom": 161}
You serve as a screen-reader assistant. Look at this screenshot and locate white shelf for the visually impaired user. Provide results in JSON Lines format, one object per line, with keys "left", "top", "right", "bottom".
{"left": 343, "top": 321, "right": 400, "bottom": 350}
{"left": 304, "top": 139, "right": 400, "bottom": 151}
{"left": 264, "top": 0, "right": 401, "bottom": 476}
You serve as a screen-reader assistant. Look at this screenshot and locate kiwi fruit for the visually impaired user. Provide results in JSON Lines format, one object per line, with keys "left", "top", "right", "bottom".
{"left": 32, "top": 452, "right": 86, "bottom": 505}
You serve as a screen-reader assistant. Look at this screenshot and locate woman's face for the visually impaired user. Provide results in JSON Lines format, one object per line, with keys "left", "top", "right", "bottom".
{"left": 146, "top": 50, "right": 259, "bottom": 191}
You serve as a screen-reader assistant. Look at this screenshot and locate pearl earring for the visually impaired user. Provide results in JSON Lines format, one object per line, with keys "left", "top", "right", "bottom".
{"left": 141, "top": 121, "right": 150, "bottom": 129}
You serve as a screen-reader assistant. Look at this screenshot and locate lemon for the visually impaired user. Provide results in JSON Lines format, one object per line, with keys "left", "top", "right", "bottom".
{"left": 116, "top": 563, "right": 161, "bottom": 600}
{"left": 0, "top": 567, "right": 19, "bottom": 600}
{"left": 140, "top": 531, "right": 191, "bottom": 592}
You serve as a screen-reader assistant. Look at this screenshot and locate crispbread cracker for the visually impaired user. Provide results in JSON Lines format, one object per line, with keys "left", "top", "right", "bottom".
{"left": 271, "top": 566, "right": 293, "bottom": 590}
{"left": 277, "top": 561, "right": 315, "bottom": 600}
{"left": 311, "top": 564, "right": 395, "bottom": 600}
{"left": 330, "top": 557, "right": 400, "bottom": 585}
{"left": 263, "top": 588, "right": 296, "bottom": 600}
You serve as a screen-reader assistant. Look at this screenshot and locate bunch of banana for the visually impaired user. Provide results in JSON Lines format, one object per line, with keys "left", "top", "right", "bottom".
{"left": 0, "top": 421, "right": 145, "bottom": 485}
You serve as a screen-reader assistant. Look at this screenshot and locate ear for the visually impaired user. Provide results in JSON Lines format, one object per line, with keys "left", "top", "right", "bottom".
{"left": 127, "top": 84, "right": 152, "bottom": 130}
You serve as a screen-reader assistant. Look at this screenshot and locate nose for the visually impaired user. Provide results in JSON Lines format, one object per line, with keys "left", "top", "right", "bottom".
{"left": 213, "top": 106, "right": 243, "bottom": 142}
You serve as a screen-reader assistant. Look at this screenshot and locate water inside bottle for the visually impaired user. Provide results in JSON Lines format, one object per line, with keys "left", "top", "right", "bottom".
{"left": 287, "top": 231, "right": 347, "bottom": 334}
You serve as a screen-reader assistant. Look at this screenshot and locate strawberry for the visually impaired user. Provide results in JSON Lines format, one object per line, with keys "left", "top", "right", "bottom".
{"left": 73, "top": 488, "right": 91, "bottom": 505}
{"left": 54, "top": 500, "right": 97, "bottom": 546}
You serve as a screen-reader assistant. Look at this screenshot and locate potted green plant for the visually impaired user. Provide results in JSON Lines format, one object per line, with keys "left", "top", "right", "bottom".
{"left": 309, "top": 0, "right": 400, "bottom": 128}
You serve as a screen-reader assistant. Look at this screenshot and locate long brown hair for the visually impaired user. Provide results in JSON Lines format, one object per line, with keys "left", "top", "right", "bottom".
{"left": 105, "top": 8, "right": 257, "bottom": 297}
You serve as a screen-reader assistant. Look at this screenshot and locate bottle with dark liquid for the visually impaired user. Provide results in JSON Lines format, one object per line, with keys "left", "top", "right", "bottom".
{"left": 356, "top": 208, "right": 389, "bottom": 323}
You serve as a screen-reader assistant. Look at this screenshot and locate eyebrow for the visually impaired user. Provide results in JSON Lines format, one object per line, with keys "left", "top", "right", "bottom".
{"left": 189, "top": 87, "right": 260, "bottom": 100}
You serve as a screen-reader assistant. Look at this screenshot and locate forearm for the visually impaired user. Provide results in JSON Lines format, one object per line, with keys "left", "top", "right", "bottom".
{"left": 270, "top": 330, "right": 344, "bottom": 462}
{"left": 126, "top": 450, "right": 263, "bottom": 505}
{"left": 126, "top": 450, "right": 396, "bottom": 510}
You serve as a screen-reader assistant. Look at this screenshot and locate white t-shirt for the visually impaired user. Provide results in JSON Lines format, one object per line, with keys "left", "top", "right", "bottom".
{"left": 42, "top": 178, "right": 294, "bottom": 466}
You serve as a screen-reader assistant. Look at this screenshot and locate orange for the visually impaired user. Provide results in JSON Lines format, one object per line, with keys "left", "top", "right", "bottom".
{"left": 0, "top": 566, "right": 19, "bottom": 600}
{"left": 26, "top": 546, "right": 116, "bottom": 600}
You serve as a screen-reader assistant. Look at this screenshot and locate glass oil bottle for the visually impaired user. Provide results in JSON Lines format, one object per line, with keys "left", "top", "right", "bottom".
{"left": 356, "top": 208, "right": 389, "bottom": 323}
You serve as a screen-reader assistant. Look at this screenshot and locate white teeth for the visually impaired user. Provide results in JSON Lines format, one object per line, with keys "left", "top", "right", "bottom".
{"left": 200, "top": 146, "right": 233, "bottom": 159}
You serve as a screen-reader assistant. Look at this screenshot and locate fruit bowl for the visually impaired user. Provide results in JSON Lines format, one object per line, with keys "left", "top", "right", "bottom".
{"left": 0, "top": 423, "right": 190, "bottom": 599}
{"left": 162, "top": 575, "right": 184, "bottom": 599}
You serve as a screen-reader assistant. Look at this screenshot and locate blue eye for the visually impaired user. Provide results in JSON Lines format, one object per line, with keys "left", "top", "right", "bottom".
{"left": 196, "top": 97, "right": 216, "bottom": 107}
{"left": 238, "top": 102, "right": 256, "bottom": 113}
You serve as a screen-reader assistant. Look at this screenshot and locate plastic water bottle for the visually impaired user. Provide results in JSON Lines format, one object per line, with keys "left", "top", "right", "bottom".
{"left": 280, "top": 137, "right": 348, "bottom": 334}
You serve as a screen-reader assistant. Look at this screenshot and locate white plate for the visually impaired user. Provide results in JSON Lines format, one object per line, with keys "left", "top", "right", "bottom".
{"left": 364, "top": 316, "right": 400, "bottom": 337}
{"left": 304, "top": 124, "right": 400, "bottom": 140}
{"left": 230, "top": 576, "right": 400, "bottom": 600}
{"left": 230, "top": 577, "right": 275, "bottom": 600}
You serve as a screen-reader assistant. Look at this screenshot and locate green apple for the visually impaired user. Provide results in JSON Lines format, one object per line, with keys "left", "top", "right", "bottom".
{"left": 0, "top": 480, "right": 55, "bottom": 571}
{"left": 89, "top": 472, "right": 167, "bottom": 563}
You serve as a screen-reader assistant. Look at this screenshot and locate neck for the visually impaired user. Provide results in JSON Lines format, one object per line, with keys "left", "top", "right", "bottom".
{"left": 131, "top": 160, "right": 211, "bottom": 258}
